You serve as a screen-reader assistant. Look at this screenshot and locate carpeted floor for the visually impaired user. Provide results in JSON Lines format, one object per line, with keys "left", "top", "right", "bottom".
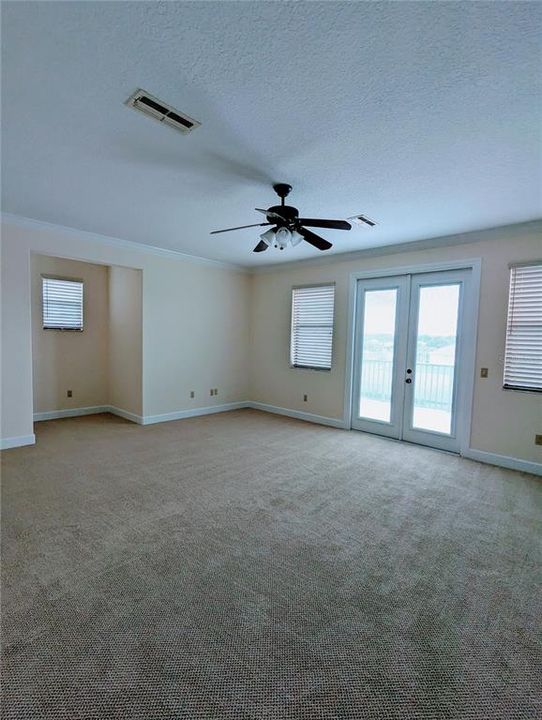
{"left": 1, "top": 409, "right": 541, "bottom": 719}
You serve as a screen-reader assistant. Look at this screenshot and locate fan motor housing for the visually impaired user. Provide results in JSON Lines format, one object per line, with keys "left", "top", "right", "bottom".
{"left": 267, "top": 205, "right": 299, "bottom": 224}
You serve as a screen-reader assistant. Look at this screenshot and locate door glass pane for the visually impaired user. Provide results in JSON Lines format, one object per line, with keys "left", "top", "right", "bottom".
{"left": 359, "top": 289, "right": 397, "bottom": 422}
{"left": 412, "top": 284, "right": 460, "bottom": 434}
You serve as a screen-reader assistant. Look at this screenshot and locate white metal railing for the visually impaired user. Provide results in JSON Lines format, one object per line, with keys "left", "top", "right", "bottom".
{"left": 361, "top": 360, "right": 454, "bottom": 410}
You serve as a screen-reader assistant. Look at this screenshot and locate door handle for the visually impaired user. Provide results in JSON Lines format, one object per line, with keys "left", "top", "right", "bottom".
{"left": 405, "top": 378, "right": 412, "bottom": 384}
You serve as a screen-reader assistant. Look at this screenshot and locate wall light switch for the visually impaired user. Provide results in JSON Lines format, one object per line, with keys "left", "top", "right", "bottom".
{"left": 303, "top": 394, "right": 308, "bottom": 402}
{"left": 480, "top": 368, "right": 489, "bottom": 378}
{"left": 535, "top": 435, "right": 542, "bottom": 446}
{"left": 67, "top": 390, "right": 73, "bottom": 397}
{"left": 190, "top": 391, "right": 195, "bottom": 399}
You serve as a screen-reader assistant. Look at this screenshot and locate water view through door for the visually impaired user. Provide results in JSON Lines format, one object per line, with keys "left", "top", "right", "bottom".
{"left": 352, "top": 269, "right": 470, "bottom": 452}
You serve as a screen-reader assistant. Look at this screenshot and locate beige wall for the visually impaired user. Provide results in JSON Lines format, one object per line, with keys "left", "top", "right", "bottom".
{"left": 31, "top": 255, "right": 109, "bottom": 413}
{"left": 250, "top": 223, "right": 542, "bottom": 464}
{"left": 1, "top": 216, "right": 540, "bottom": 467}
{"left": 1, "top": 219, "right": 251, "bottom": 442}
{"left": 108, "top": 265, "right": 143, "bottom": 416}
{"left": 143, "top": 259, "right": 250, "bottom": 417}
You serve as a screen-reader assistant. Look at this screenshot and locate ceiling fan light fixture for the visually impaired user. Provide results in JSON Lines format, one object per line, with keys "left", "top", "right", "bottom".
{"left": 211, "top": 183, "right": 369, "bottom": 255}
{"left": 260, "top": 227, "right": 277, "bottom": 246}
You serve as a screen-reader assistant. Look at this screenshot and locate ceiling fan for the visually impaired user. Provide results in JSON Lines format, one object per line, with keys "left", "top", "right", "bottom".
{"left": 210, "top": 183, "right": 361, "bottom": 253}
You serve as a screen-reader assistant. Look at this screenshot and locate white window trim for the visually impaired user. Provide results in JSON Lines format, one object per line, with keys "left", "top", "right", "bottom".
{"left": 42, "top": 275, "right": 84, "bottom": 332}
{"left": 290, "top": 283, "right": 336, "bottom": 371}
{"left": 503, "top": 261, "right": 542, "bottom": 394}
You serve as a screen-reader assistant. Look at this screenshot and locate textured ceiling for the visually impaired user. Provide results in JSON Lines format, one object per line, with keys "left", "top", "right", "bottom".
{"left": 2, "top": 1, "right": 541, "bottom": 266}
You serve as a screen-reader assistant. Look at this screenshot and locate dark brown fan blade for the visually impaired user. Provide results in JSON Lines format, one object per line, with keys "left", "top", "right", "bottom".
{"left": 297, "top": 227, "right": 332, "bottom": 251}
{"left": 252, "top": 240, "right": 269, "bottom": 252}
{"left": 253, "top": 240, "right": 269, "bottom": 253}
{"left": 210, "top": 223, "right": 271, "bottom": 235}
{"left": 298, "top": 218, "right": 351, "bottom": 230}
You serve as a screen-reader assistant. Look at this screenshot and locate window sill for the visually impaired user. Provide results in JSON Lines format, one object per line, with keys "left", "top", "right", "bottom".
{"left": 503, "top": 385, "right": 541, "bottom": 395}
{"left": 43, "top": 327, "right": 84, "bottom": 332}
{"left": 290, "top": 365, "right": 331, "bottom": 372}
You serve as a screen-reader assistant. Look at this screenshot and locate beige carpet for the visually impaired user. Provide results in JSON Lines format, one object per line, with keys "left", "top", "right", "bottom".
{"left": 1, "top": 409, "right": 541, "bottom": 719}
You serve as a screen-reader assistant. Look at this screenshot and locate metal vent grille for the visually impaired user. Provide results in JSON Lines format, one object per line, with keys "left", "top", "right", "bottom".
{"left": 126, "top": 89, "right": 200, "bottom": 134}
{"left": 348, "top": 214, "right": 376, "bottom": 227}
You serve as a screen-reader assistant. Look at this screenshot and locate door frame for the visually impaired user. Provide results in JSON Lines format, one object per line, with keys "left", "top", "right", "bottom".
{"left": 344, "top": 259, "right": 482, "bottom": 455}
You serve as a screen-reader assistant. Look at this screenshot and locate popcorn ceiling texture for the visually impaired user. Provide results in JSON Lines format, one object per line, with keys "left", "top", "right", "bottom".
{"left": 2, "top": 410, "right": 541, "bottom": 718}
{"left": 1, "top": 1, "right": 541, "bottom": 266}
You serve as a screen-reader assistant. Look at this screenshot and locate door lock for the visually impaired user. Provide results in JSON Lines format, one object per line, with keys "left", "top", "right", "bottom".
{"left": 405, "top": 378, "right": 412, "bottom": 384}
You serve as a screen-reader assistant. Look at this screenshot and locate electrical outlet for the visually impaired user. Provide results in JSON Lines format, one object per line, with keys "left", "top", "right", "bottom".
{"left": 303, "top": 394, "right": 308, "bottom": 402}
{"left": 480, "top": 368, "right": 488, "bottom": 378}
{"left": 67, "top": 390, "right": 72, "bottom": 398}
{"left": 190, "top": 391, "right": 195, "bottom": 399}
{"left": 535, "top": 435, "right": 542, "bottom": 446}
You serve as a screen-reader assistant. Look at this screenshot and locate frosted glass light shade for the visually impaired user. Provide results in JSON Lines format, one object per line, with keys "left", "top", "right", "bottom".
{"left": 290, "top": 229, "right": 303, "bottom": 247}
{"left": 260, "top": 228, "right": 276, "bottom": 246}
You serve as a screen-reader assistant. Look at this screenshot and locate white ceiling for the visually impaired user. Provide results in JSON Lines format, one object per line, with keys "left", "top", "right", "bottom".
{"left": 2, "top": 1, "right": 541, "bottom": 267}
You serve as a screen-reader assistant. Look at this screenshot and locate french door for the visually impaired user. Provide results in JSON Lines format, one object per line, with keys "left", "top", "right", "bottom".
{"left": 351, "top": 269, "right": 471, "bottom": 453}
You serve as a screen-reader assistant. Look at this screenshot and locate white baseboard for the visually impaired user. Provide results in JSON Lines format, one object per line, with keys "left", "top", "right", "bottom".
{"left": 32, "top": 402, "right": 247, "bottom": 428}
{"left": 247, "top": 401, "right": 347, "bottom": 429}
{"left": 142, "top": 401, "right": 250, "bottom": 425}
{"left": 34, "top": 405, "right": 109, "bottom": 422}
{"left": 34, "top": 405, "right": 144, "bottom": 425}
{"left": 108, "top": 406, "right": 145, "bottom": 425}
{"left": 462, "top": 448, "right": 542, "bottom": 477}
{"left": 0, "top": 433, "right": 36, "bottom": 450}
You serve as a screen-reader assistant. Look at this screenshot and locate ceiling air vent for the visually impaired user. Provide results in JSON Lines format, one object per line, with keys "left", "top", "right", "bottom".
{"left": 126, "top": 89, "right": 201, "bottom": 134}
{"left": 348, "top": 214, "right": 377, "bottom": 227}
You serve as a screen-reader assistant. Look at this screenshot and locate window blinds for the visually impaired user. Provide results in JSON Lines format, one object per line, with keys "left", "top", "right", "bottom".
{"left": 42, "top": 277, "right": 84, "bottom": 330}
{"left": 290, "top": 285, "right": 335, "bottom": 370}
{"left": 503, "top": 263, "right": 542, "bottom": 391}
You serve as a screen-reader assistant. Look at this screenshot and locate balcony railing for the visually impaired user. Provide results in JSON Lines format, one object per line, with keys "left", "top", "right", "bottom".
{"left": 360, "top": 360, "right": 455, "bottom": 410}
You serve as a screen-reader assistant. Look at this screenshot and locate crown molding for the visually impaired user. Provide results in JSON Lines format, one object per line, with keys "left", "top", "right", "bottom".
{"left": 3, "top": 213, "right": 540, "bottom": 275}
{"left": 0, "top": 212, "right": 247, "bottom": 272}
{"left": 249, "top": 219, "right": 542, "bottom": 274}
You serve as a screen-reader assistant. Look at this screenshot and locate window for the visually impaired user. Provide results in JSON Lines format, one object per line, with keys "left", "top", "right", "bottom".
{"left": 290, "top": 284, "right": 335, "bottom": 370}
{"left": 503, "top": 262, "right": 542, "bottom": 392}
{"left": 42, "top": 277, "right": 84, "bottom": 331}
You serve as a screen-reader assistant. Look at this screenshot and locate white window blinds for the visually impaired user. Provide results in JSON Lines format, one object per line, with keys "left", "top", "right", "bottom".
{"left": 42, "top": 277, "right": 84, "bottom": 330}
{"left": 290, "top": 285, "right": 335, "bottom": 370}
{"left": 503, "top": 263, "right": 542, "bottom": 391}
